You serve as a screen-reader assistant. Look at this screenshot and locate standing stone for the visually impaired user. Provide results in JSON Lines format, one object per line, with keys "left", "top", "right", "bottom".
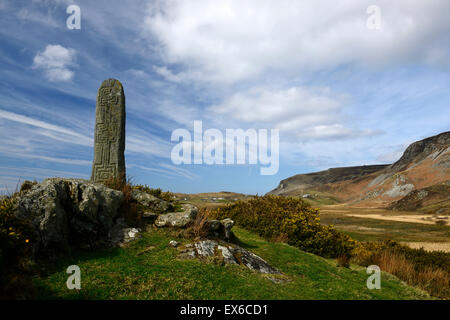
{"left": 91, "top": 78, "right": 126, "bottom": 184}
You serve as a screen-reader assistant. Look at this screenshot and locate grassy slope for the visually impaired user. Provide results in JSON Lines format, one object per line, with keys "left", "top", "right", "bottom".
{"left": 298, "top": 190, "right": 342, "bottom": 206}
{"left": 33, "top": 227, "right": 430, "bottom": 300}
{"left": 419, "top": 199, "right": 450, "bottom": 215}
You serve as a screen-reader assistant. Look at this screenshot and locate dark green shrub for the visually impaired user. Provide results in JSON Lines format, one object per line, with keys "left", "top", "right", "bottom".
{"left": 210, "top": 195, "right": 356, "bottom": 258}
{"left": 0, "top": 197, "right": 35, "bottom": 299}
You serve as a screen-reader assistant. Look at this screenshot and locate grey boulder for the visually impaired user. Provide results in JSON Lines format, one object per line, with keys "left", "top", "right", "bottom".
{"left": 209, "top": 218, "right": 235, "bottom": 241}
{"left": 131, "top": 189, "right": 173, "bottom": 213}
{"left": 15, "top": 178, "right": 124, "bottom": 257}
{"left": 179, "top": 240, "right": 284, "bottom": 277}
{"left": 154, "top": 204, "right": 198, "bottom": 228}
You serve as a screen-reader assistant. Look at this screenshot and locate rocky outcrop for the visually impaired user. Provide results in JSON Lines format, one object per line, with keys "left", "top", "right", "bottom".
{"left": 268, "top": 165, "right": 389, "bottom": 196}
{"left": 388, "top": 131, "right": 450, "bottom": 173}
{"left": 15, "top": 178, "right": 126, "bottom": 257}
{"left": 178, "top": 240, "right": 288, "bottom": 282}
{"left": 12, "top": 178, "right": 186, "bottom": 257}
{"left": 154, "top": 206, "right": 235, "bottom": 241}
{"left": 388, "top": 183, "right": 450, "bottom": 214}
{"left": 154, "top": 204, "right": 198, "bottom": 228}
{"left": 142, "top": 211, "right": 159, "bottom": 223}
{"left": 209, "top": 218, "right": 235, "bottom": 241}
{"left": 109, "top": 218, "right": 142, "bottom": 247}
{"left": 131, "top": 189, "right": 173, "bottom": 213}
{"left": 267, "top": 131, "right": 450, "bottom": 206}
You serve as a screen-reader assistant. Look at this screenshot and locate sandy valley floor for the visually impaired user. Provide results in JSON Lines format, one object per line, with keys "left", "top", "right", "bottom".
{"left": 320, "top": 204, "right": 449, "bottom": 252}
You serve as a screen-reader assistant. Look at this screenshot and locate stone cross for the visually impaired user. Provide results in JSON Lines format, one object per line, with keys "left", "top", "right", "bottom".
{"left": 91, "top": 78, "right": 126, "bottom": 184}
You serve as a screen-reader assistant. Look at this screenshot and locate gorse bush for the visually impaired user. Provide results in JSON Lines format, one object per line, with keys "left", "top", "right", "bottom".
{"left": 210, "top": 195, "right": 356, "bottom": 258}
{"left": 0, "top": 197, "right": 35, "bottom": 299}
{"left": 210, "top": 196, "right": 448, "bottom": 297}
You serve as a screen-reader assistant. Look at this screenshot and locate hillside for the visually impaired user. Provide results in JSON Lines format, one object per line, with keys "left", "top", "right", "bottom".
{"left": 269, "top": 165, "right": 388, "bottom": 197}
{"left": 388, "top": 184, "right": 450, "bottom": 214}
{"left": 174, "top": 191, "right": 254, "bottom": 209}
{"left": 268, "top": 131, "right": 450, "bottom": 207}
{"left": 174, "top": 191, "right": 251, "bottom": 201}
{"left": 33, "top": 226, "right": 429, "bottom": 300}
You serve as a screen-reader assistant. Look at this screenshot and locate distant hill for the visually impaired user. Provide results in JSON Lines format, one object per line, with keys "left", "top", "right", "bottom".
{"left": 173, "top": 191, "right": 251, "bottom": 201}
{"left": 268, "top": 165, "right": 388, "bottom": 196}
{"left": 268, "top": 131, "right": 450, "bottom": 208}
{"left": 388, "top": 183, "right": 450, "bottom": 214}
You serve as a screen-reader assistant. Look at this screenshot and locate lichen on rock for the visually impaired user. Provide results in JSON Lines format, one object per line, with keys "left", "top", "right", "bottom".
{"left": 154, "top": 204, "right": 198, "bottom": 228}
{"left": 177, "top": 239, "right": 289, "bottom": 282}
{"left": 14, "top": 178, "right": 128, "bottom": 257}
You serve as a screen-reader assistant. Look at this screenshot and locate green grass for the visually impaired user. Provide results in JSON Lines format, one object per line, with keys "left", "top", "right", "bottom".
{"left": 33, "top": 227, "right": 430, "bottom": 300}
{"left": 294, "top": 190, "right": 342, "bottom": 206}
{"left": 419, "top": 199, "right": 450, "bottom": 214}
{"left": 320, "top": 214, "right": 450, "bottom": 242}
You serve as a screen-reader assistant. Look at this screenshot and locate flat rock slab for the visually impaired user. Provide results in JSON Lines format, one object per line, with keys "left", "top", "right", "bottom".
{"left": 178, "top": 240, "right": 289, "bottom": 282}
{"left": 131, "top": 189, "right": 173, "bottom": 213}
{"left": 154, "top": 204, "right": 198, "bottom": 228}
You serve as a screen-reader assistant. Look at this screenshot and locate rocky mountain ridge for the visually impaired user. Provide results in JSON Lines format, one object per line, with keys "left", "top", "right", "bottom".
{"left": 269, "top": 131, "right": 450, "bottom": 208}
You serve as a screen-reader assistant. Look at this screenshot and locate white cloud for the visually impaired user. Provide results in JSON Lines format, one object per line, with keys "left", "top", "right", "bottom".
{"left": 145, "top": 0, "right": 450, "bottom": 84}
{"left": 128, "top": 163, "right": 198, "bottom": 180}
{"left": 0, "top": 109, "right": 91, "bottom": 145}
{"left": 376, "top": 151, "right": 403, "bottom": 163}
{"left": 209, "top": 86, "right": 342, "bottom": 123}
{"left": 126, "top": 133, "right": 172, "bottom": 159}
{"left": 0, "top": 150, "right": 91, "bottom": 166}
{"left": 375, "top": 142, "right": 411, "bottom": 163}
{"left": 153, "top": 66, "right": 182, "bottom": 83}
{"left": 208, "top": 85, "right": 377, "bottom": 140}
{"left": 16, "top": 7, "right": 59, "bottom": 27}
{"left": 299, "top": 125, "right": 382, "bottom": 140}
{"left": 158, "top": 163, "right": 198, "bottom": 180}
{"left": 32, "top": 44, "right": 77, "bottom": 82}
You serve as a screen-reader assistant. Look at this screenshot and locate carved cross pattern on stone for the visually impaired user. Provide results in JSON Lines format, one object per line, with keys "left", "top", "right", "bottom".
{"left": 91, "top": 79, "right": 126, "bottom": 184}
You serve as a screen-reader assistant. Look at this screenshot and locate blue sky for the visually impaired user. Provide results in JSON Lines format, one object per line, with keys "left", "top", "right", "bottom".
{"left": 0, "top": 0, "right": 449, "bottom": 195}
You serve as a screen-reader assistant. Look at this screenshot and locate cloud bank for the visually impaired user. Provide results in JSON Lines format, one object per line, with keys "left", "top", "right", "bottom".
{"left": 33, "top": 44, "right": 77, "bottom": 81}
